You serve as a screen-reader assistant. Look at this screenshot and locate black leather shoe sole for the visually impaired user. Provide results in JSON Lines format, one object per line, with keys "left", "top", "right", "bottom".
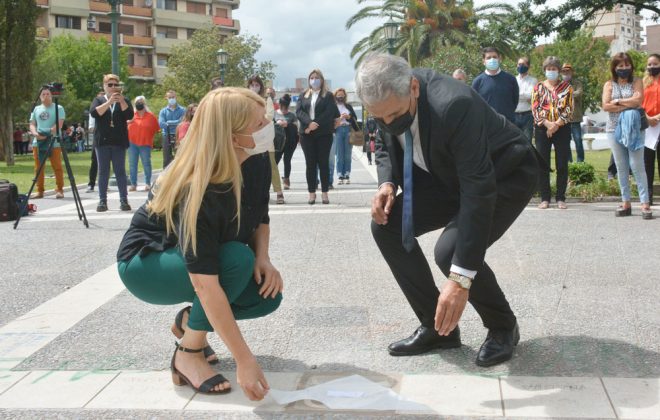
{"left": 388, "top": 338, "right": 461, "bottom": 356}
{"left": 96, "top": 205, "right": 108, "bottom": 212}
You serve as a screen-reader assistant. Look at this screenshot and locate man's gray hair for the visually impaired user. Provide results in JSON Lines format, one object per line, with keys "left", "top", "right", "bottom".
{"left": 355, "top": 54, "right": 412, "bottom": 106}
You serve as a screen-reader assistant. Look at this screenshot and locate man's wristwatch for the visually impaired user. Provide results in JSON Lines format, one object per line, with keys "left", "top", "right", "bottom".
{"left": 447, "top": 272, "right": 472, "bottom": 290}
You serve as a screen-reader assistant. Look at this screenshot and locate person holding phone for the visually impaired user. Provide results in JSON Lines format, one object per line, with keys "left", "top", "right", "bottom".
{"left": 90, "top": 74, "right": 134, "bottom": 212}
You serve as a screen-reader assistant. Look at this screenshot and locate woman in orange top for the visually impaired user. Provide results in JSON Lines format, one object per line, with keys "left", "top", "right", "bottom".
{"left": 127, "top": 96, "right": 160, "bottom": 191}
{"left": 176, "top": 103, "right": 197, "bottom": 146}
{"left": 643, "top": 53, "right": 660, "bottom": 205}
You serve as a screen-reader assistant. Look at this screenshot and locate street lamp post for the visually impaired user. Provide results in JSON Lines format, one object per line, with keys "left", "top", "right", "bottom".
{"left": 216, "top": 48, "right": 228, "bottom": 84}
{"left": 107, "top": 0, "right": 122, "bottom": 75}
{"left": 383, "top": 17, "right": 398, "bottom": 55}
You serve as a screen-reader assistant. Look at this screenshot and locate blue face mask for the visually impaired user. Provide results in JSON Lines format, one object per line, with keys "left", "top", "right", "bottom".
{"left": 168, "top": 98, "right": 177, "bottom": 106}
{"left": 310, "top": 79, "right": 321, "bottom": 90}
{"left": 545, "top": 70, "right": 559, "bottom": 81}
{"left": 485, "top": 58, "right": 500, "bottom": 71}
{"left": 517, "top": 65, "right": 529, "bottom": 74}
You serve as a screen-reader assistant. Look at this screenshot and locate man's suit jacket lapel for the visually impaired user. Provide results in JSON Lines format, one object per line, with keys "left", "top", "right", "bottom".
{"left": 415, "top": 75, "right": 433, "bottom": 171}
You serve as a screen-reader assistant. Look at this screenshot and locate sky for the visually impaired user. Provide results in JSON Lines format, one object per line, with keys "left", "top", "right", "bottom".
{"left": 233, "top": 0, "right": 657, "bottom": 91}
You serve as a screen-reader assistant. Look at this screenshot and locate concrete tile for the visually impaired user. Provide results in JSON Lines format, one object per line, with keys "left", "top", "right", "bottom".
{"left": 0, "top": 332, "right": 59, "bottom": 362}
{"left": 0, "top": 370, "right": 29, "bottom": 395}
{"left": 86, "top": 370, "right": 194, "bottom": 409}
{"left": 0, "top": 370, "right": 117, "bottom": 408}
{"left": 397, "top": 374, "right": 502, "bottom": 416}
{"left": 603, "top": 377, "right": 660, "bottom": 419}
{"left": 186, "top": 371, "right": 302, "bottom": 412}
{"left": 501, "top": 376, "right": 616, "bottom": 418}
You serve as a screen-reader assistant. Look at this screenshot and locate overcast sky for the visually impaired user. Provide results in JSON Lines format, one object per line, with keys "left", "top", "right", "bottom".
{"left": 233, "top": 0, "right": 656, "bottom": 91}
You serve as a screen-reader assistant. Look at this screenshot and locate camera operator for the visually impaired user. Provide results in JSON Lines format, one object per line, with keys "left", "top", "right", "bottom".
{"left": 90, "top": 74, "right": 133, "bottom": 212}
{"left": 29, "top": 86, "right": 65, "bottom": 199}
{"left": 158, "top": 90, "right": 185, "bottom": 168}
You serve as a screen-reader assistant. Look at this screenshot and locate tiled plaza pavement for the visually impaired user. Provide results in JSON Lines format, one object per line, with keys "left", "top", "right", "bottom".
{"left": 0, "top": 147, "right": 658, "bottom": 419}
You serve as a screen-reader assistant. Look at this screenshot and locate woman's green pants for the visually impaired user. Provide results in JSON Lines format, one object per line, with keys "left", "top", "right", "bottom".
{"left": 117, "top": 241, "right": 282, "bottom": 331}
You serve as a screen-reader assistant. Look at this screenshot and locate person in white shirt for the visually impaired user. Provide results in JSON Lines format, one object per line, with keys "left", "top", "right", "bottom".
{"left": 513, "top": 57, "right": 537, "bottom": 142}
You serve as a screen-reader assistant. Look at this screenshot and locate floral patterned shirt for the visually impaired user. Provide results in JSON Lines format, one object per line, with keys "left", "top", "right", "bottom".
{"left": 531, "top": 81, "right": 574, "bottom": 126}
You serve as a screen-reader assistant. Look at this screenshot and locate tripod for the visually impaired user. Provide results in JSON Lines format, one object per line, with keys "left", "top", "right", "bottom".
{"left": 14, "top": 96, "right": 89, "bottom": 229}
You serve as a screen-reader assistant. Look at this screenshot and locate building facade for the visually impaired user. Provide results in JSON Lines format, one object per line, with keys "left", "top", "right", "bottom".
{"left": 585, "top": 4, "right": 643, "bottom": 53}
{"left": 643, "top": 24, "right": 660, "bottom": 53}
{"left": 35, "top": 0, "right": 240, "bottom": 82}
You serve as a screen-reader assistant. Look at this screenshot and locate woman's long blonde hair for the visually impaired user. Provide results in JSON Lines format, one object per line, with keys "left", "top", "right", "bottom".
{"left": 147, "top": 87, "right": 266, "bottom": 256}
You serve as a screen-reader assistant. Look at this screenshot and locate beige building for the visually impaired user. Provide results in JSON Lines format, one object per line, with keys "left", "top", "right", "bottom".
{"left": 585, "top": 4, "right": 643, "bottom": 53}
{"left": 643, "top": 24, "right": 660, "bottom": 53}
{"left": 35, "top": 0, "right": 240, "bottom": 82}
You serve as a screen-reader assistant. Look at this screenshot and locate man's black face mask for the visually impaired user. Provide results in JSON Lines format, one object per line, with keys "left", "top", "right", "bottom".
{"left": 375, "top": 96, "right": 414, "bottom": 136}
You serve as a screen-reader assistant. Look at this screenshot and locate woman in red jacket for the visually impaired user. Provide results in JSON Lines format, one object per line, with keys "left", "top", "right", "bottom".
{"left": 127, "top": 95, "right": 160, "bottom": 191}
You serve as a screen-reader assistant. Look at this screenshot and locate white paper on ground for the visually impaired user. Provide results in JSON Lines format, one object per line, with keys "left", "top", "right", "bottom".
{"left": 268, "top": 374, "right": 429, "bottom": 411}
{"left": 644, "top": 123, "right": 660, "bottom": 150}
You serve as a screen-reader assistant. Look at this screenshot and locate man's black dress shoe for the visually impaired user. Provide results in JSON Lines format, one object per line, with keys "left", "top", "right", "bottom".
{"left": 476, "top": 323, "right": 520, "bottom": 367}
{"left": 388, "top": 325, "right": 461, "bottom": 356}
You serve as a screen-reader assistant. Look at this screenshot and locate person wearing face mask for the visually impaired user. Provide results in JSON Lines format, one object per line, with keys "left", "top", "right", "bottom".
{"left": 472, "top": 47, "right": 519, "bottom": 123}
{"left": 158, "top": 90, "right": 186, "bottom": 168}
{"left": 274, "top": 94, "right": 299, "bottom": 189}
{"left": 603, "top": 52, "right": 651, "bottom": 219}
{"left": 247, "top": 75, "right": 285, "bottom": 204}
{"left": 176, "top": 103, "right": 198, "bottom": 146}
{"left": 643, "top": 53, "right": 660, "bottom": 206}
{"left": 90, "top": 74, "right": 134, "bottom": 212}
{"left": 296, "top": 69, "right": 340, "bottom": 204}
{"left": 532, "top": 56, "right": 574, "bottom": 210}
{"left": 127, "top": 96, "right": 159, "bottom": 192}
{"left": 513, "top": 57, "right": 537, "bottom": 142}
{"left": 117, "top": 87, "right": 283, "bottom": 400}
{"left": 357, "top": 54, "right": 539, "bottom": 368}
{"left": 560, "top": 63, "right": 585, "bottom": 163}
{"left": 452, "top": 69, "right": 467, "bottom": 83}
{"left": 334, "top": 88, "right": 360, "bottom": 185}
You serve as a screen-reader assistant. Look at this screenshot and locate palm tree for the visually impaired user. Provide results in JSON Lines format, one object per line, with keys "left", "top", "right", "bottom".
{"left": 346, "top": 0, "right": 515, "bottom": 67}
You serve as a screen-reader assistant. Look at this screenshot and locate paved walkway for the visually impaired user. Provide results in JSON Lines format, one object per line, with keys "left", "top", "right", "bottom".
{"left": 0, "top": 147, "right": 658, "bottom": 419}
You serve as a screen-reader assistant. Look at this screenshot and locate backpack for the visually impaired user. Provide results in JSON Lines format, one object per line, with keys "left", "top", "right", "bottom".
{"left": 273, "top": 122, "right": 286, "bottom": 153}
{"left": 0, "top": 179, "right": 19, "bottom": 222}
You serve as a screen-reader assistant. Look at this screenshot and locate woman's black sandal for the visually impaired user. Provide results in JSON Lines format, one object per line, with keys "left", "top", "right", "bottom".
{"left": 615, "top": 206, "right": 632, "bottom": 217}
{"left": 171, "top": 306, "right": 218, "bottom": 365}
{"left": 170, "top": 342, "right": 231, "bottom": 394}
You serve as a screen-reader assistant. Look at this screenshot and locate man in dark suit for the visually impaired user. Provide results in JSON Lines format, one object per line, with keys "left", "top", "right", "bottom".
{"left": 356, "top": 54, "right": 539, "bottom": 367}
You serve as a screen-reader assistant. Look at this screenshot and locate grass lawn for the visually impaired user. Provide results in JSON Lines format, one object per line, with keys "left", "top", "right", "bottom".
{"left": 0, "top": 150, "right": 164, "bottom": 193}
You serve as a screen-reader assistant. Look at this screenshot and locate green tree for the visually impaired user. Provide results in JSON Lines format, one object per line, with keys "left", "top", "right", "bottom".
{"left": 521, "top": 0, "right": 659, "bottom": 39}
{"left": 0, "top": 0, "right": 39, "bottom": 164}
{"left": 160, "top": 27, "right": 275, "bottom": 104}
{"left": 627, "top": 49, "right": 649, "bottom": 78}
{"left": 531, "top": 30, "right": 611, "bottom": 112}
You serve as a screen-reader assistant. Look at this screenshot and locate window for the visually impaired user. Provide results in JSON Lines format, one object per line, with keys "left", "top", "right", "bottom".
{"left": 119, "top": 24, "right": 134, "bottom": 36}
{"left": 186, "top": 1, "right": 207, "bottom": 15}
{"left": 156, "top": 26, "right": 177, "bottom": 39}
{"left": 157, "top": 0, "right": 177, "bottom": 10}
{"left": 123, "top": 0, "right": 133, "bottom": 5}
{"left": 55, "top": 15, "right": 81, "bottom": 30}
{"left": 215, "top": 7, "right": 228, "bottom": 17}
{"left": 627, "top": 27, "right": 631, "bottom": 33}
{"left": 99, "top": 22, "right": 111, "bottom": 33}
{"left": 187, "top": 28, "right": 195, "bottom": 39}
{"left": 147, "top": 54, "right": 153, "bottom": 68}
{"left": 157, "top": 54, "right": 168, "bottom": 66}
{"left": 128, "top": 54, "right": 135, "bottom": 66}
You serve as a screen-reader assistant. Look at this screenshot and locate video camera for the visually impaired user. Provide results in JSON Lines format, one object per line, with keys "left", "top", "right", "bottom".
{"left": 44, "top": 82, "right": 64, "bottom": 97}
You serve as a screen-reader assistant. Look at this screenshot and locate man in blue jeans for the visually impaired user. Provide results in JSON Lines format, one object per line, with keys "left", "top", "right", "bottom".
{"left": 561, "top": 63, "right": 585, "bottom": 162}
{"left": 158, "top": 90, "right": 185, "bottom": 168}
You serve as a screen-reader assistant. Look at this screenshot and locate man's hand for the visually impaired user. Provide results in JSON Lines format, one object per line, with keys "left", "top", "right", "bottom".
{"left": 371, "top": 183, "right": 396, "bottom": 225}
{"left": 309, "top": 122, "right": 319, "bottom": 131}
{"left": 253, "top": 257, "right": 283, "bottom": 298}
{"left": 434, "top": 280, "right": 469, "bottom": 336}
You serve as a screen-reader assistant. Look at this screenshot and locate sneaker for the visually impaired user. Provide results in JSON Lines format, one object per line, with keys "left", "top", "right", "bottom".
{"left": 276, "top": 193, "right": 285, "bottom": 205}
{"left": 128, "top": 185, "right": 137, "bottom": 192}
{"left": 338, "top": 179, "right": 344, "bottom": 185}
{"left": 97, "top": 200, "right": 108, "bottom": 212}
{"left": 85, "top": 185, "right": 94, "bottom": 193}
{"left": 120, "top": 200, "right": 132, "bottom": 211}
{"left": 55, "top": 191, "right": 64, "bottom": 199}
{"left": 345, "top": 178, "right": 350, "bottom": 185}
{"left": 144, "top": 184, "right": 151, "bottom": 192}
{"left": 30, "top": 192, "right": 44, "bottom": 199}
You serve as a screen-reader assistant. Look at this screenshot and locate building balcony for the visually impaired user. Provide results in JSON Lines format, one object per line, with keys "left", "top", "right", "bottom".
{"left": 36, "top": 26, "right": 49, "bottom": 39}
{"left": 90, "top": 32, "right": 112, "bottom": 42}
{"left": 122, "top": 4, "right": 153, "bottom": 18}
{"left": 154, "top": 36, "right": 183, "bottom": 54}
{"left": 36, "top": 0, "right": 49, "bottom": 7}
{"left": 154, "top": 8, "right": 209, "bottom": 29}
{"left": 215, "top": 0, "right": 240, "bottom": 10}
{"left": 213, "top": 16, "right": 240, "bottom": 32}
{"left": 128, "top": 66, "right": 154, "bottom": 78}
{"left": 89, "top": 0, "right": 110, "bottom": 13}
{"left": 50, "top": 27, "right": 88, "bottom": 39}
{"left": 122, "top": 34, "right": 153, "bottom": 47}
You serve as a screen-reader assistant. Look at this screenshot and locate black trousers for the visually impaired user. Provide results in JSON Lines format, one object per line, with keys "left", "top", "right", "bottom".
{"left": 88, "top": 147, "right": 98, "bottom": 188}
{"left": 535, "top": 125, "right": 571, "bottom": 202}
{"left": 371, "top": 158, "right": 538, "bottom": 331}
{"left": 300, "top": 134, "right": 333, "bottom": 192}
{"left": 163, "top": 132, "right": 174, "bottom": 168}
{"left": 275, "top": 136, "right": 298, "bottom": 179}
{"left": 644, "top": 147, "right": 660, "bottom": 204}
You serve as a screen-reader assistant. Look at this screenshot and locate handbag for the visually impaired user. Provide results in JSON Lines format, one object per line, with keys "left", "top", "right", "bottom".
{"left": 349, "top": 128, "right": 364, "bottom": 147}
{"left": 638, "top": 108, "right": 649, "bottom": 131}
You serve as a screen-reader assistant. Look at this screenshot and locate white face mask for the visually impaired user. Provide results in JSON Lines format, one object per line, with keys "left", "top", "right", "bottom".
{"left": 238, "top": 122, "right": 274, "bottom": 156}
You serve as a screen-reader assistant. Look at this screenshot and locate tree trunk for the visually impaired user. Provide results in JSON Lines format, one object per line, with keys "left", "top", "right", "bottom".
{"left": 0, "top": 108, "right": 14, "bottom": 165}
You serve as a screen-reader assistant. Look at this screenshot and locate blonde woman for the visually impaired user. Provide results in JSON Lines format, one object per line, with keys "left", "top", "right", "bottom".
{"left": 296, "top": 69, "right": 339, "bottom": 204}
{"left": 117, "top": 88, "right": 283, "bottom": 399}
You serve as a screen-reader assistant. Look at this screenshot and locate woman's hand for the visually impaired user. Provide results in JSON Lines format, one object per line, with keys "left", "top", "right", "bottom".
{"left": 309, "top": 122, "right": 319, "bottom": 131}
{"left": 236, "top": 356, "right": 269, "bottom": 401}
{"left": 650, "top": 118, "right": 658, "bottom": 128}
{"left": 277, "top": 120, "right": 288, "bottom": 128}
{"left": 253, "top": 257, "right": 283, "bottom": 298}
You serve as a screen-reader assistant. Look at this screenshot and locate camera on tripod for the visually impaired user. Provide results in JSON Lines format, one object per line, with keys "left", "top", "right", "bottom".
{"left": 44, "top": 82, "right": 64, "bottom": 97}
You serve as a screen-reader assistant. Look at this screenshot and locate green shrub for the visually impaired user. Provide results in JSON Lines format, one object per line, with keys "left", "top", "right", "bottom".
{"left": 568, "top": 162, "right": 596, "bottom": 185}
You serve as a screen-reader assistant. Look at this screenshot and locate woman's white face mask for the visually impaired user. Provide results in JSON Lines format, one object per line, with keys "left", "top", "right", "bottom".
{"left": 236, "top": 122, "right": 274, "bottom": 155}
